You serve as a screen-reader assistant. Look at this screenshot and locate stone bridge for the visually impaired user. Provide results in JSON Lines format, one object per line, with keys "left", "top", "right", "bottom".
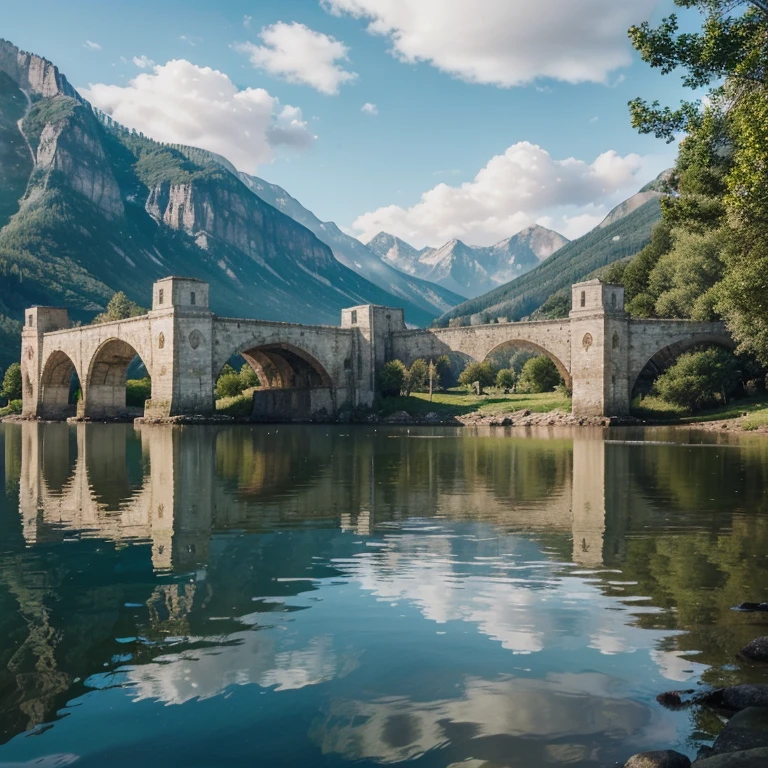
{"left": 20, "top": 277, "right": 732, "bottom": 420}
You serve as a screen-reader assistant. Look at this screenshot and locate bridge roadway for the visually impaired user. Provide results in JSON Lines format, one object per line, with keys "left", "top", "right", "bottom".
{"left": 20, "top": 276, "right": 732, "bottom": 420}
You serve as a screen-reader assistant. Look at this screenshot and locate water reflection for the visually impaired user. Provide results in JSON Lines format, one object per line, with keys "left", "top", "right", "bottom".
{"left": 0, "top": 423, "right": 767, "bottom": 766}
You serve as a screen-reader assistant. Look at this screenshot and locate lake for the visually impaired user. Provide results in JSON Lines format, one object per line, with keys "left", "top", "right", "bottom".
{"left": 0, "top": 422, "right": 767, "bottom": 767}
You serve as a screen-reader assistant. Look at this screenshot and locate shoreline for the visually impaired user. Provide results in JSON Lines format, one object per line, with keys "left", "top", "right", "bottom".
{"left": 2, "top": 408, "right": 766, "bottom": 432}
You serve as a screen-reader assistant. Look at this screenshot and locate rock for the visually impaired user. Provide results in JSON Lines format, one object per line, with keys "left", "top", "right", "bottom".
{"left": 423, "top": 412, "right": 441, "bottom": 423}
{"left": 624, "top": 750, "right": 691, "bottom": 767}
{"left": 384, "top": 410, "right": 412, "bottom": 424}
{"left": 692, "top": 747, "right": 768, "bottom": 766}
{"left": 711, "top": 708, "right": 768, "bottom": 755}
{"left": 657, "top": 691, "right": 696, "bottom": 710}
{"left": 704, "top": 685, "right": 768, "bottom": 712}
{"left": 734, "top": 603, "right": 768, "bottom": 613}
{"left": 739, "top": 638, "right": 768, "bottom": 662}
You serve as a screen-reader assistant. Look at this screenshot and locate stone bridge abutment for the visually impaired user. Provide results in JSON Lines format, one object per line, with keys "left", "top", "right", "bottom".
{"left": 21, "top": 277, "right": 732, "bottom": 420}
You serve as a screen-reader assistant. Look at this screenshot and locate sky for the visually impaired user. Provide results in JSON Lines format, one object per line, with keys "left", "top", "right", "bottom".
{"left": 3, "top": 0, "right": 697, "bottom": 247}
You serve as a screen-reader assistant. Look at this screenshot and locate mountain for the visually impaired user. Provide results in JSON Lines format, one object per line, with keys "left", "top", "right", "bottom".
{"left": 598, "top": 190, "right": 663, "bottom": 229}
{"left": 367, "top": 225, "right": 569, "bottom": 298}
{"left": 0, "top": 39, "right": 453, "bottom": 371}
{"left": 437, "top": 192, "right": 663, "bottom": 327}
{"left": 367, "top": 232, "right": 425, "bottom": 276}
{"left": 235, "top": 173, "right": 464, "bottom": 313}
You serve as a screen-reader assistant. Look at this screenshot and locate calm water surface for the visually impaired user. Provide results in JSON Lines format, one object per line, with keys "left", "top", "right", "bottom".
{"left": 1, "top": 423, "right": 768, "bottom": 767}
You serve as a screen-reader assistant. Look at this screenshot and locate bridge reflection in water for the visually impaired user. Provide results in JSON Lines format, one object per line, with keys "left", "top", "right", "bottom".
{"left": 4, "top": 423, "right": 768, "bottom": 765}
{"left": 13, "top": 422, "right": 635, "bottom": 571}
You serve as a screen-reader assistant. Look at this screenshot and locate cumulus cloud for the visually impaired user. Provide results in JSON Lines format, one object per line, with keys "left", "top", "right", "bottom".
{"left": 80, "top": 59, "right": 315, "bottom": 174}
{"left": 235, "top": 22, "right": 357, "bottom": 95}
{"left": 132, "top": 55, "right": 154, "bottom": 69}
{"left": 83, "top": 40, "right": 102, "bottom": 51}
{"left": 353, "top": 142, "right": 659, "bottom": 247}
{"left": 323, "top": 0, "right": 657, "bottom": 87}
{"left": 360, "top": 102, "right": 378, "bottom": 115}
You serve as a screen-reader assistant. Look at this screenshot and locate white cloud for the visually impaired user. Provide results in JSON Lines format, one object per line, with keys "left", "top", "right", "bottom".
{"left": 243, "top": 14, "right": 252, "bottom": 28}
{"left": 83, "top": 40, "right": 102, "bottom": 51}
{"left": 323, "top": 0, "right": 657, "bottom": 87}
{"left": 589, "top": 116, "right": 599, "bottom": 124}
{"left": 235, "top": 22, "right": 357, "bottom": 95}
{"left": 132, "top": 55, "right": 155, "bottom": 69}
{"left": 353, "top": 142, "right": 662, "bottom": 247}
{"left": 360, "top": 102, "right": 378, "bottom": 115}
{"left": 80, "top": 59, "right": 315, "bottom": 175}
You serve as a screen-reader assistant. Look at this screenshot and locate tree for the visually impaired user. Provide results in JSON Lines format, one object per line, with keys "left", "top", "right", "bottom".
{"left": 379, "top": 360, "right": 407, "bottom": 398}
{"left": 496, "top": 368, "right": 517, "bottom": 390}
{"left": 405, "top": 359, "right": 429, "bottom": 395}
{"left": 0, "top": 362, "right": 22, "bottom": 402}
{"left": 654, "top": 346, "right": 741, "bottom": 411}
{"left": 628, "top": 1, "right": 768, "bottom": 142}
{"left": 517, "top": 356, "right": 562, "bottom": 394}
{"left": 627, "top": 0, "right": 768, "bottom": 362}
{"left": 216, "top": 364, "right": 244, "bottom": 399}
{"left": 239, "top": 363, "right": 260, "bottom": 389}
{"left": 93, "top": 292, "right": 145, "bottom": 324}
{"left": 458, "top": 361, "right": 497, "bottom": 393}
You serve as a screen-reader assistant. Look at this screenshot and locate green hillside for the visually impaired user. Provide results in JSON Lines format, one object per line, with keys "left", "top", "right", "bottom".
{"left": 437, "top": 197, "right": 662, "bottom": 326}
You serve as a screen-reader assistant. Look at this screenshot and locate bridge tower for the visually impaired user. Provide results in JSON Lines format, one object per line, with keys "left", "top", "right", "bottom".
{"left": 569, "top": 280, "right": 630, "bottom": 417}
{"left": 145, "top": 276, "right": 215, "bottom": 418}
{"left": 341, "top": 304, "right": 406, "bottom": 407}
{"left": 21, "top": 306, "right": 71, "bottom": 419}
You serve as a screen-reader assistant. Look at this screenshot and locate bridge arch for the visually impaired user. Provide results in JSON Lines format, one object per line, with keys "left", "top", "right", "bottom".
{"left": 83, "top": 337, "right": 152, "bottom": 419}
{"left": 630, "top": 333, "right": 736, "bottom": 397}
{"left": 484, "top": 339, "right": 572, "bottom": 389}
{"left": 215, "top": 333, "right": 339, "bottom": 421}
{"left": 38, "top": 349, "right": 83, "bottom": 419}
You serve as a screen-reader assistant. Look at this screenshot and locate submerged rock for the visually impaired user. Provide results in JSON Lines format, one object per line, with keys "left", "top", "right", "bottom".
{"left": 711, "top": 707, "right": 768, "bottom": 755}
{"left": 692, "top": 747, "right": 768, "bottom": 766}
{"left": 623, "top": 750, "right": 691, "bottom": 767}
{"left": 733, "top": 603, "right": 768, "bottom": 612}
{"left": 738, "top": 638, "right": 768, "bottom": 662}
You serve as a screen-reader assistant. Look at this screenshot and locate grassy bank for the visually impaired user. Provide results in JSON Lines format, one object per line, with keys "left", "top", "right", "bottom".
{"left": 631, "top": 393, "right": 768, "bottom": 428}
{"left": 377, "top": 388, "right": 571, "bottom": 419}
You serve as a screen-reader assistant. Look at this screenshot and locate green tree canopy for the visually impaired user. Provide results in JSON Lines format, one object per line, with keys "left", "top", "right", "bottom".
{"left": 0, "top": 362, "right": 22, "bottom": 402}
{"left": 406, "top": 359, "right": 429, "bottom": 395}
{"left": 93, "top": 292, "right": 146, "bottom": 324}
{"left": 654, "top": 346, "right": 741, "bottom": 411}
{"left": 517, "top": 356, "right": 562, "bottom": 394}
{"left": 379, "top": 360, "right": 407, "bottom": 398}
{"left": 496, "top": 368, "right": 517, "bottom": 390}
{"left": 458, "top": 361, "right": 497, "bottom": 392}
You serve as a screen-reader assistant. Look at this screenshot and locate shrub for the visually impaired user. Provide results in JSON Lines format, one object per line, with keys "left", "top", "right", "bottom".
{"left": 517, "top": 356, "right": 562, "bottom": 393}
{"left": 458, "top": 361, "right": 497, "bottom": 393}
{"left": 496, "top": 368, "right": 517, "bottom": 390}
{"left": 0, "top": 399, "right": 22, "bottom": 417}
{"left": 126, "top": 377, "right": 151, "bottom": 407}
{"left": 0, "top": 363, "right": 22, "bottom": 402}
{"left": 654, "top": 346, "right": 740, "bottom": 411}
{"left": 93, "top": 292, "right": 145, "bottom": 324}
{"left": 216, "top": 373, "right": 244, "bottom": 399}
{"left": 379, "top": 360, "right": 407, "bottom": 397}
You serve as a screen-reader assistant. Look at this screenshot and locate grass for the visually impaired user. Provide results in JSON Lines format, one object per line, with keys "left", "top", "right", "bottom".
{"left": 377, "top": 387, "right": 571, "bottom": 419}
{"left": 631, "top": 393, "right": 768, "bottom": 426}
{"left": 215, "top": 388, "right": 257, "bottom": 418}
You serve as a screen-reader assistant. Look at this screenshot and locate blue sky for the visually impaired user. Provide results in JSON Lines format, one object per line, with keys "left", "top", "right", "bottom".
{"left": 3, "top": 0, "right": 695, "bottom": 246}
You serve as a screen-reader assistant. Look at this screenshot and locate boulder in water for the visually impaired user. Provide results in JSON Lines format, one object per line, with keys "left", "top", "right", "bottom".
{"left": 623, "top": 750, "right": 691, "bottom": 767}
